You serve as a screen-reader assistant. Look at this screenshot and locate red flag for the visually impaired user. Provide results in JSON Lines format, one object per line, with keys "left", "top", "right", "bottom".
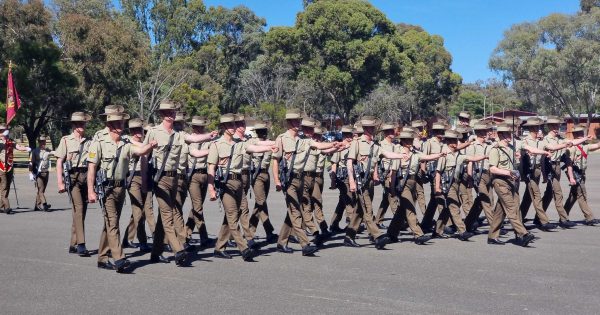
{"left": 6, "top": 63, "right": 22, "bottom": 125}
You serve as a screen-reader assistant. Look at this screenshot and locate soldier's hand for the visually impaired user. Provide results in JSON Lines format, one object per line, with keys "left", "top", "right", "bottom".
{"left": 29, "top": 173, "right": 35, "bottom": 181}
{"left": 88, "top": 191, "right": 97, "bottom": 203}
{"left": 275, "top": 180, "right": 282, "bottom": 191}
{"left": 209, "top": 187, "right": 217, "bottom": 201}
{"left": 210, "top": 130, "right": 219, "bottom": 139}
{"left": 58, "top": 183, "right": 66, "bottom": 193}
{"left": 566, "top": 141, "right": 574, "bottom": 148}
{"left": 270, "top": 145, "right": 278, "bottom": 153}
{"left": 569, "top": 178, "right": 577, "bottom": 186}
{"left": 435, "top": 189, "right": 442, "bottom": 195}
{"left": 349, "top": 182, "right": 357, "bottom": 192}
{"left": 149, "top": 140, "right": 158, "bottom": 148}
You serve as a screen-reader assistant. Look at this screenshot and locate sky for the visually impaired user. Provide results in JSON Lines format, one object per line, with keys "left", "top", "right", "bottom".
{"left": 203, "top": 0, "right": 581, "bottom": 83}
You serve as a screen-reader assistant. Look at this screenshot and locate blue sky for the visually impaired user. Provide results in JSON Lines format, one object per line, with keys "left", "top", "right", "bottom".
{"left": 203, "top": 0, "right": 580, "bottom": 83}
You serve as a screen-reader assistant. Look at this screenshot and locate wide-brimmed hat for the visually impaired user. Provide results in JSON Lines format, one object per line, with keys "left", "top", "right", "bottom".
{"left": 69, "top": 112, "right": 92, "bottom": 122}
{"left": 143, "top": 123, "right": 153, "bottom": 131}
{"left": 411, "top": 120, "right": 427, "bottom": 128}
{"left": 443, "top": 129, "right": 461, "bottom": 139}
{"left": 341, "top": 125, "right": 353, "bottom": 133}
{"left": 572, "top": 124, "right": 586, "bottom": 133}
{"left": 354, "top": 125, "right": 364, "bottom": 134}
{"left": 174, "top": 111, "right": 186, "bottom": 122}
{"left": 455, "top": 126, "right": 472, "bottom": 134}
{"left": 99, "top": 105, "right": 124, "bottom": 116}
{"left": 402, "top": 126, "right": 416, "bottom": 133}
{"left": 546, "top": 116, "right": 563, "bottom": 125}
{"left": 253, "top": 121, "right": 268, "bottom": 130}
{"left": 128, "top": 118, "right": 143, "bottom": 129}
{"left": 156, "top": 100, "right": 180, "bottom": 111}
{"left": 397, "top": 130, "right": 417, "bottom": 139}
{"left": 523, "top": 117, "right": 544, "bottom": 127}
{"left": 473, "top": 122, "right": 491, "bottom": 131}
{"left": 358, "top": 116, "right": 380, "bottom": 127}
{"left": 104, "top": 112, "right": 130, "bottom": 122}
{"left": 496, "top": 124, "right": 513, "bottom": 133}
{"left": 285, "top": 108, "right": 302, "bottom": 120}
{"left": 457, "top": 111, "right": 471, "bottom": 120}
{"left": 234, "top": 114, "right": 245, "bottom": 122}
{"left": 190, "top": 116, "right": 208, "bottom": 127}
{"left": 314, "top": 127, "right": 326, "bottom": 135}
{"left": 219, "top": 113, "right": 236, "bottom": 124}
{"left": 38, "top": 135, "right": 48, "bottom": 141}
{"left": 379, "top": 123, "right": 396, "bottom": 132}
{"left": 301, "top": 117, "right": 317, "bottom": 128}
{"left": 431, "top": 122, "right": 447, "bottom": 130}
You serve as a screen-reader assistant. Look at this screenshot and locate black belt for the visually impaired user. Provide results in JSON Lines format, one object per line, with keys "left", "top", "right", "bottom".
{"left": 161, "top": 171, "right": 177, "bottom": 177}
{"left": 550, "top": 161, "right": 560, "bottom": 165}
{"left": 315, "top": 172, "right": 324, "bottom": 178}
{"left": 241, "top": 169, "right": 250, "bottom": 175}
{"left": 259, "top": 169, "right": 268, "bottom": 174}
{"left": 482, "top": 169, "right": 490, "bottom": 174}
{"left": 177, "top": 173, "right": 187, "bottom": 180}
{"left": 105, "top": 180, "right": 126, "bottom": 187}
{"left": 303, "top": 171, "right": 317, "bottom": 177}
{"left": 69, "top": 167, "right": 87, "bottom": 173}
{"left": 192, "top": 169, "right": 207, "bottom": 174}
{"left": 227, "top": 173, "right": 242, "bottom": 181}
{"left": 131, "top": 170, "right": 142, "bottom": 176}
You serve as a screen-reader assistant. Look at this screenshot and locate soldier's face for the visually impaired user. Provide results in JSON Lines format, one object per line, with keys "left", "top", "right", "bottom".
{"left": 302, "top": 126, "right": 314, "bottom": 137}
{"left": 499, "top": 132, "right": 511, "bottom": 142}
{"left": 447, "top": 138, "right": 458, "bottom": 149}
{"left": 475, "top": 130, "right": 487, "bottom": 138}
{"left": 547, "top": 124, "right": 559, "bottom": 133}
{"left": 342, "top": 133, "right": 352, "bottom": 141}
{"left": 235, "top": 121, "right": 246, "bottom": 134}
{"left": 72, "top": 122, "right": 86, "bottom": 133}
{"left": 193, "top": 126, "right": 205, "bottom": 134}
{"left": 130, "top": 128, "right": 143, "bottom": 140}
{"left": 222, "top": 122, "right": 236, "bottom": 135}
{"left": 363, "top": 126, "right": 375, "bottom": 136}
{"left": 401, "top": 138, "right": 412, "bottom": 147}
{"left": 527, "top": 127, "right": 537, "bottom": 136}
{"left": 39, "top": 140, "right": 46, "bottom": 148}
{"left": 108, "top": 121, "right": 124, "bottom": 134}
{"left": 458, "top": 118, "right": 470, "bottom": 126}
{"left": 288, "top": 119, "right": 301, "bottom": 130}
{"left": 161, "top": 110, "right": 176, "bottom": 122}
{"left": 384, "top": 129, "right": 394, "bottom": 139}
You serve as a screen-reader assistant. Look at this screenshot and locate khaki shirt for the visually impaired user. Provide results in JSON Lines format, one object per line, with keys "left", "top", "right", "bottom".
{"left": 207, "top": 137, "right": 248, "bottom": 174}
{"left": 569, "top": 144, "right": 589, "bottom": 172}
{"left": 188, "top": 141, "right": 211, "bottom": 171}
{"left": 543, "top": 133, "right": 566, "bottom": 162}
{"left": 422, "top": 137, "right": 444, "bottom": 155}
{"left": 87, "top": 134, "right": 133, "bottom": 181}
{"left": 393, "top": 148, "right": 423, "bottom": 176}
{"left": 56, "top": 134, "right": 91, "bottom": 168}
{"left": 437, "top": 151, "right": 468, "bottom": 181}
{"left": 249, "top": 137, "right": 272, "bottom": 171}
{"left": 273, "top": 131, "right": 315, "bottom": 173}
{"left": 330, "top": 147, "right": 350, "bottom": 169}
{"left": 466, "top": 139, "right": 492, "bottom": 170}
{"left": 127, "top": 137, "right": 144, "bottom": 172}
{"left": 234, "top": 135, "right": 251, "bottom": 170}
{"left": 379, "top": 139, "right": 396, "bottom": 175}
{"left": 348, "top": 135, "right": 381, "bottom": 172}
{"left": 316, "top": 151, "right": 327, "bottom": 173}
{"left": 522, "top": 136, "right": 543, "bottom": 165}
{"left": 489, "top": 142, "right": 518, "bottom": 170}
{"left": 144, "top": 124, "right": 186, "bottom": 172}
{"left": 31, "top": 148, "right": 52, "bottom": 172}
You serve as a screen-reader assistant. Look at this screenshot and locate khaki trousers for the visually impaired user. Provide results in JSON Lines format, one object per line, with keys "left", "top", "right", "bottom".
{"left": 458, "top": 177, "right": 473, "bottom": 216}
{"left": 388, "top": 178, "right": 424, "bottom": 237}
{"left": 564, "top": 176, "right": 594, "bottom": 221}
{"left": 299, "top": 174, "right": 319, "bottom": 235}
{"left": 151, "top": 175, "right": 184, "bottom": 256}
{"left": 519, "top": 167, "right": 549, "bottom": 224}
{"left": 345, "top": 180, "right": 383, "bottom": 239}
{"left": 311, "top": 174, "right": 328, "bottom": 232}
{"left": 173, "top": 176, "right": 188, "bottom": 244}
{"left": 0, "top": 171, "right": 13, "bottom": 210}
{"left": 375, "top": 176, "right": 397, "bottom": 224}
{"left": 97, "top": 186, "right": 126, "bottom": 263}
{"left": 421, "top": 181, "right": 444, "bottom": 232}
{"left": 215, "top": 178, "right": 249, "bottom": 252}
{"left": 435, "top": 182, "right": 467, "bottom": 235}
{"left": 185, "top": 171, "right": 209, "bottom": 240}
{"left": 489, "top": 178, "right": 528, "bottom": 239}
{"left": 239, "top": 171, "right": 253, "bottom": 240}
{"left": 249, "top": 171, "right": 275, "bottom": 235}
{"left": 125, "top": 175, "right": 154, "bottom": 244}
{"left": 542, "top": 163, "right": 569, "bottom": 222}
{"left": 330, "top": 177, "right": 350, "bottom": 228}
{"left": 414, "top": 173, "right": 428, "bottom": 214}
{"left": 69, "top": 171, "right": 88, "bottom": 246}
{"left": 35, "top": 171, "right": 49, "bottom": 208}
{"left": 464, "top": 171, "right": 495, "bottom": 232}
{"left": 277, "top": 178, "right": 311, "bottom": 247}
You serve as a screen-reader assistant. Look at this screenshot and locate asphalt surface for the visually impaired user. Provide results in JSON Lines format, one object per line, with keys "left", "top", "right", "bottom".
{"left": 2, "top": 155, "right": 600, "bottom": 314}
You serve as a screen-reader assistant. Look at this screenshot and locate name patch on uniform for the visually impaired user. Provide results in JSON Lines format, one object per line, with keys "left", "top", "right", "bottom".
{"left": 88, "top": 152, "right": 96, "bottom": 159}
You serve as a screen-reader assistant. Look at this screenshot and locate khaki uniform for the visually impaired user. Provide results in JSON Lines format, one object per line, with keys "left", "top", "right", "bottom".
{"left": 375, "top": 139, "right": 398, "bottom": 225}
{"left": 458, "top": 146, "right": 474, "bottom": 216}
{"left": 387, "top": 148, "right": 425, "bottom": 238}
{"left": 88, "top": 134, "right": 133, "bottom": 263}
{"left": 541, "top": 134, "right": 570, "bottom": 222}
{"left": 208, "top": 136, "right": 250, "bottom": 252}
{"left": 433, "top": 152, "right": 468, "bottom": 235}
{"left": 249, "top": 138, "right": 275, "bottom": 236}
{"left": 420, "top": 137, "right": 445, "bottom": 231}
{"left": 518, "top": 136, "right": 550, "bottom": 224}
{"left": 144, "top": 124, "right": 187, "bottom": 256}
{"left": 185, "top": 141, "right": 211, "bottom": 241}
{"left": 297, "top": 142, "right": 320, "bottom": 236}
{"left": 173, "top": 137, "right": 189, "bottom": 245}
{"left": 124, "top": 154, "right": 155, "bottom": 245}
{"left": 0, "top": 137, "right": 16, "bottom": 210}
{"left": 235, "top": 136, "right": 253, "bottom": 241}
{"left": 488, "top": 143, "right": 528, "bottom": 239}
{"left": 463, "top": 139, "right": 495, "bottom": 232}
{"left": 414, "top": 138, "right": 428, "bottom": 214}
{"left": 30, "top": 148, "right": 52, "bottom": 209}
{"left": 345, "top": 135, "right": 384, "bottom": 240}
{"left": 275, "top": 131, "right": 314, "bottom": 247}
{"left": 564, "top": 144, "right": 595, "bottom": 221}
{"left": 56, "top": 134, "right": 91, "bottom": 246}
{"left": 329, "top": 147, "right": 352, "bottom": 229}
{"left": 311, "top": 148, "right": 328, "bottom": 233}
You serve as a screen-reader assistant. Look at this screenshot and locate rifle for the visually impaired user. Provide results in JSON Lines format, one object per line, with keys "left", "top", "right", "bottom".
{"left": 279, "top": 139, "right": 301, "bottom": 195}
{"left": 394, "top": 153, "right": 413, "bottom": 193}
{"left": 63, "top": 160, "right": 73, "bottom": 203}
{"left": 94, "top": 168, "right": 108, "bottom": 216}
{"left": 215, "top": 142, "right": 237, "bottom": 212}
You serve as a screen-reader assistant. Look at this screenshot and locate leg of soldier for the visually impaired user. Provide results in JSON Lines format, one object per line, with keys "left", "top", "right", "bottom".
{"left": 186, "top": 173, "right": 209, "bottom": 240}
{"left": 330, "top": 181, "right": 348, "bottom": 228}
{"left": 374, "top": 184, "right": 389, "bottom": 225}
{"left": 420, "top": 183, "right": 440, "bottom": 232}
{"left": 0, "top": 171, "right": 11, "bottom": 209}
{"left": 36, "top": 172, "right": 49, "bottom": 208}
{"left": 528, "top": 169, "right": 550, "bottom": 224}
{"left": 71, "top": 173, "right": 88, "bottom": 246}
{"left": 172, "top": 178, "right": 188, "bottom": 244}
{"left": 564, "top": 184, "right": 577, "bottom": 216}
{"left": 153, "top": 175, "right": 183, "bottom": 254}
{"left": 446, "top": 183, "right": 466, "bottom": 233}
{"left": 520, "top": 179, "right": 533, "bottom": 220}
{"left": 415, "top": 174, "right": 427, "bottom": 215}
{"left": 347, "top": 182, "right": 383, "bottom": 239}
{"left": 0, "top": 171, "right": 5, "bottom": 209}
{"left": 126, "top": 176, "right": 145, "bottom": 243}
{"left": 103, "top": 187, "right": 126, "bottom": 261}
{"left": 493, "top": 179, "right": 528, "bottom": 238}
{"left": 250, "top": 172, "right": 275, "bottom": 236}
{"left": 573, "top": 178, "right": 594, "bottom": 221}
{"left": 277, "top": 178, "right": 310, "bottom": 247}
{"left": 299, "top": 175, "right": 319, "bottom": 236}
{"left": 143, "top": 187, "right": 155, "bottom": 234}
{"left": 549, "top": 165, "right": 569, "bottom": 222}
{"left": 458, "top": 179, "right": 474, "bottom": 217}
{"left": 312, "top": 174, "right": 328, "bottom": 233}
{"left": 389, "top": 179, "right": 421, "bottom": 238}
{"left": 215, "top": 178, "right": 248, "bottom": 253}
{"left": 239, "top": 172, "right": 253, "bottom": 240}
{"left": 466, "top": 172, "right": 495, "bottom": 230}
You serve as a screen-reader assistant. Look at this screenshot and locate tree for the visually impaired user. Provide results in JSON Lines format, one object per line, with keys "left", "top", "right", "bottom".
{"left": 581, "top": 0, "right": 600, "bottom": 13}
{"left": 0, "top": 0, "right": 80, "bottom": 148}
{"left": 353, "top": 83, "right": 415, "bottom": 123}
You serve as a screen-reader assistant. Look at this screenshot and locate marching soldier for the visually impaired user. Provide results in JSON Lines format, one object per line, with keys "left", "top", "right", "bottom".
{"left": 0, "top": 123, "right": 31, "bottom": 214}
{"left": 29, "top": 135, "right": 54, "bottom": 212}
{"left": 411, "top": 120, "right": 428, "bottom": 214}
{"left": 207, "top": 113, "right": 276, "bottom": 261}
{"left": 564, "top": 124, "right": 598, "bottom": 225}
{"left": 420, "top": 121, "right": 448, "bottom": 232}
{"left": 185, "top": 116, "right": 214, "bottom": 247}
{"left": 311, "top": 126, "right": 331, "bottom": 236}
{"left": 87, "top": 111, "right": 156, "bottom": 272}
{"left": 488, "top": 124, "right": 536, "bottom": 247}
{"left": 173, "top": 111, "right": 192, "bottom": 249}
{"left": 455, "top": 126, "right": 475, "bottom": 219}
{"left": 56, "top": 112, "right": 92, "bottom": 256}
{"left": 374, "top": 123, "right": 399, "bottom": 228}
{"left": 232, "top": 114, "right": 256, "bottom": 247}
{"left": 344, "top": 116, "right": 391, "bottom": 249}
{"left": 328, "top": 125, "right": 354, "bottom": 233}
{"left": 248, "top": 121, "right": 278, "bottom": 242}
{"left": 386, "top": 130, "right": 444, "bottom": 244}
{"left": 122, "top": 118, "right": 154, "bottom": 252}
{"left": 541, "top": 116, "right": 587, "bottom": 228}
{"left": 272, "top": 109, "right": 339, "bottom": 255}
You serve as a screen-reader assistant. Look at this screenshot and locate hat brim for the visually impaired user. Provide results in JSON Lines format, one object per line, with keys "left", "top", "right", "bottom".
{"left": 69, "top": 115, "right": 92, "bottom": 122}
{"left": 105, "top": 114, "right": 131, "bottom": 122}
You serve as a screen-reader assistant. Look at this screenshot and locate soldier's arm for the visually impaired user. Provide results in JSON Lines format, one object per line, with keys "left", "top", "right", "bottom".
{"left": 184, "top": 131, "right": 218, "bottom": 144}
{"left": 419, "top": 152, "right": 446, "bottom": 162}
{"left": 15, "top": 143, "right": 31, "bottom": 152}
{"left": 571, "top": 136, "right": 591, "bottom": 146}
{"left": 346, "top": 158, "right": 356, "bottom": 190}
{"left": 189, "top": 148, "right": 210, "bottom": 158}
{"left": 523, "top": 145, "right": 551, "bottom": 156}
{"left": 207, "top": 163, "right": 217, "bottom": 200}
{"left": 588, "top": 142, "right": 600, "bottom": 151}
{"left": 247, "top": 144, "right": 277, "bottom": 154}
{"left": 254, "top": 140, "right": 276, "bottom": 146}
{"left": 132, "top": 140, "right": 157, "bottom": 156}
{"left": 380, "top": 151, "right": 408, "bottom": 160}
{"left": 455, "top": 141, "right": 472, "bottom": 151}
{"left": 310, "top": 141, "right": 338, "bottom": 150}
{"left": 434, "top": 171, "right": 441, "bottom": 194}
{"left": 464, "top": 155, "right": 487, "bottom": 162}
{"left": 86, "top": 162, "right": 97, "bottom": 203}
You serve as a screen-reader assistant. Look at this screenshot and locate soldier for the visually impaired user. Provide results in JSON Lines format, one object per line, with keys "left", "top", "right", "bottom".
{"left": 386, "top": 130, "right": 444, "bottom": 244}
{"left": 232, "top": 115, "right": 256, "bottom": 247}
{"left": 455, "top": 125, "right": 475, "bottom": 219}
{"left": 457, "top": 111, "right": 472, "bottom": 127}
{"left": 411, "top": 120, "right": 428, "bottom": 214}
{"left": 29, "top": 135, "right": 54, "bottom": 212}
{"left": 248, "top": 121, "right": 278, "bottom": 243}
{"left": 173, "top": 111, "right": 192, "bottom": 249}
{"left": 56, "top": 112, "right": 92, "bottom": 256}
{"left": 272, "top": 109, "right": 339, "bottom": 255}
{"left": 344, "top": 116, "right": 391, "bottom": 249}
{"left": 328, "top": 125, "right": 354, "bottom": 233}
{"left": 419, "top": 121, "right": 448, "bottom": 232}
{"left": 145, "top": 100, "right": 215, "bottom": 266}
{"left": 488, "top": 124, "right": 536, "bottom": 247}
{"left": 87, "top": 111, "right": 157, "bottom": 272}
{"left": 310, "top": 126, "right": 331, "bottom": 236}
{"left": 374, "top": 123, "right": 399, "bottom": 228}
{"left": 207, "top": 113, "right": 276, "bottom": 261}
{"left": 0, "top": 123, "right": 31, "bottom": 214}
{"left": 564, "top": 124, "right": 598, "bottom": 225}
{"left": 541, "top": 116, "right": 587, "bottom": 228}
{"left": 185, "top": 116, "right": 215, "bottom": 247}
{"left": 519, "top": 117, "right": 557, "bottom": 231}
{"left": 122, "top": 118, "right": 154, "bottom": 252}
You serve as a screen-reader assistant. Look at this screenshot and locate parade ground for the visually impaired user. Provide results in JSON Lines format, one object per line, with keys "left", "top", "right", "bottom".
{"left": 1, "top": 155, "right": 599, "bottom": 315}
